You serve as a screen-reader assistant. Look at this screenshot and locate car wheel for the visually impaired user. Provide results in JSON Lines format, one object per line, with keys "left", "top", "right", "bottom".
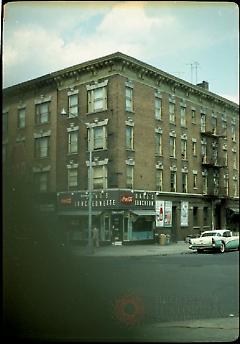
{"left": 219, "top": 242, "right": 225, "bottom": 253}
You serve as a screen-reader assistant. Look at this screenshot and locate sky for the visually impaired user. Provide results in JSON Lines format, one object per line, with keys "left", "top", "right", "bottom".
{"left": 2, "top": 1, "right": 239, "bottom": 104}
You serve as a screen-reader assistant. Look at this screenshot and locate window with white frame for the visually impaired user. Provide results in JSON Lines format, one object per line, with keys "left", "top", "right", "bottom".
{"left": 93, "top": 165, "right": 107, "bottom": 189}
{"left": 182, "top": 173, "right": 188, "bottom": 193}
{"left": 180, "top": 107, "right": 186, "bottom": 127}
{"left": 92, "top": 126, "right": 107, "bottom": 150}
{"left": 193, "top": 173, "right": 197, "bottom": 189}
{"left": 192, "top": 140, "right": 197, "bottom": 156}
{"left": 126, "top": 87, "right": 133, "bottom": 112}
{"left": 231, "top": 125, "right": 236, "bottom": 141}
{"left": 68, "top": 131, "right": 78, "bottom": 154}
{"left": 191, "top": 109, "right": 196, "bottom": 124}
{"left": 68, "top": 168, "right": 78, "bottom": 189}
{"left": 126, "top": 165, "right": 134, "bottom": 189}
{"left": 156, "top": 169, "right": 163, "bottom": 191}
{"left": 200, "top": 113, "right": 206, "bottom": 132}
{"left": 155, "top": 132, "right": 162, "bottom": 155}
{"left": 68, "top": 94, "right": 78, "bottom": 117}
{"left": 169, "top": 102, "right": 175, "bottom": 124}
{"left": 18, "top": 108, "right": 26, "bottom": 128}
{"left": 35, "top": 137, "right": 49, "bottom": 158}
{"left": 169, "top": 136, "right": 176, "bottom": 158}
{"left": 211, "top": 114, "right": 217, "bottom": 134}
{"left": 181, "top": 139, "right": 187, "bottom": 159}
{"left": 126, "top": 126, "right": 134, "bottom": 150}
{"left": 170, "top": 170, "right": 176, "bottom": 192}
{"left": 202, "top": 171, "right": 208, "bottom": 194}
{"left": 36, "top": 102, "right": 50, "bottom": 124}
{"left": 88, "top": 86, "right": 107, "bottom": 113}
{"left": 155, "top": 97, "right": 162, "bottom": 120}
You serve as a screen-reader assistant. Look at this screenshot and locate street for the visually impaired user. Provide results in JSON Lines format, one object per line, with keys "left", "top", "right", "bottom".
{"left": 3, "top": 244, "right": 239, "bottom": 342}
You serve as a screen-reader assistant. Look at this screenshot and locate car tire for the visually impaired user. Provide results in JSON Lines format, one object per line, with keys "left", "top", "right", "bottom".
{"left": 219, "top": 242, "right": 225, "bottom": 253}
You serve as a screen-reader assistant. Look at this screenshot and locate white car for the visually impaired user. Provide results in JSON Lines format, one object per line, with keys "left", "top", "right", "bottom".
{"left": 189, "top": 229, "right": 239, "bottom": 253}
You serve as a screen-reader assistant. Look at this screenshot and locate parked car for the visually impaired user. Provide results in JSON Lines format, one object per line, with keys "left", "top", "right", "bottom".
{"left": 185, "top": 234, "right": 200, "bottom": 244}
{"left": 189, "top": 229, "right": 239, "bottom": 253}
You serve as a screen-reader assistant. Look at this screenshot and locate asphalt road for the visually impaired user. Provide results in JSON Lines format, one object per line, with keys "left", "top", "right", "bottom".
{"left": 3, "top": 246, "right": 239, "bottom": 342}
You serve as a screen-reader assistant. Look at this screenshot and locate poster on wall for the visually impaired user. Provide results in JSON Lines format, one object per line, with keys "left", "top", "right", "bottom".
{"left": 155, "top": 200, "right": 164, "bottom": 227}
{"left": 181, "top": 201, "right": 189, "bottom": 227}
{"left": 164, "top": 201, "right": 172, "bottom": 227}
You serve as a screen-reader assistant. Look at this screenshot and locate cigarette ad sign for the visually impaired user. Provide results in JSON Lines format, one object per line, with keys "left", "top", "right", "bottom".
{"left": 155, "top": 200, "right": 172, "bottom": 227}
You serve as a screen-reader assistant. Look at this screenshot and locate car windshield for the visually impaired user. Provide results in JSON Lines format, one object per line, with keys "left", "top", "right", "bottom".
{"left": 201, "top": 232, "right": 219, "bottom": 237}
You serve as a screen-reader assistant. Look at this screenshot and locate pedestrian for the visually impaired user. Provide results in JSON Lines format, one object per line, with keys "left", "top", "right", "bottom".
{"left": 92, "top": 227, "right": 99, "bottom": 247}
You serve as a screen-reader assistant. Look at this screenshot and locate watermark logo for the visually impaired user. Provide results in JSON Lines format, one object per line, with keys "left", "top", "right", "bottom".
{"left": 113, "top": 292, "right": 145, "bottom": 327}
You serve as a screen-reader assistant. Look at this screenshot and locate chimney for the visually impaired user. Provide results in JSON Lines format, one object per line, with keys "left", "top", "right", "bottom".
{"left": 197, "top": 81, "right": 209, "bottom": 90}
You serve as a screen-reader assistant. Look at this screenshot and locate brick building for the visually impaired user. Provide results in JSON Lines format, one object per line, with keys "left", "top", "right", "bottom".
{"left": 3, "top": 52, "right": 239, "bottom": 244}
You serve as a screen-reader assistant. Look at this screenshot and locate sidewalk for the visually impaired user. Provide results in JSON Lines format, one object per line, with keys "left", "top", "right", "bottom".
{"left": 70, "top": 241, "right": 192, "bottom": 257}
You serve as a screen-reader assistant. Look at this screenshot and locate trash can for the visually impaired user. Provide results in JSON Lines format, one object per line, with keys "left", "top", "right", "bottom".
{"left": 165, "top": 234, "right": 171, "bottom": 245}
{"left": 159, "top": 234, "right": 166, "bottom": 246}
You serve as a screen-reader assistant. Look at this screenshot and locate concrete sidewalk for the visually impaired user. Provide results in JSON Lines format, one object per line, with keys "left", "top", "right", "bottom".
{"left": 70, "top": 241, "right": 193, "bottom": 257}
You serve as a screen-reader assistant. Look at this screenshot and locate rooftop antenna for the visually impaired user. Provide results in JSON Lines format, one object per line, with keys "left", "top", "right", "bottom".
{"left": 193, "top": 61, "right": 200, "bottom": 84}
{"left": 186, "top": 63, "right": 194, "bottom": 83}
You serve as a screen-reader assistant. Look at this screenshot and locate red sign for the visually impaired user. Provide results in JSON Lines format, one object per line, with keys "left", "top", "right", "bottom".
{"left": 120, "top": 195, "right": 134, "bottom": 205}
{"left": 60, "top": 197, "right": 72, "bottom": 205}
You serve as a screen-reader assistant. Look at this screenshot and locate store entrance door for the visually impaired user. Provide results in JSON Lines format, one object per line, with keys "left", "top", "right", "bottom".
{"left": 111, "top": 213, "right": 123, "bottom": 243}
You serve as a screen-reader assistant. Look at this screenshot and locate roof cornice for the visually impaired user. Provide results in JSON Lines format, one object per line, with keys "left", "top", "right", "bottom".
{"left": 3, "top": 51, "right": 239, "bottom": 110}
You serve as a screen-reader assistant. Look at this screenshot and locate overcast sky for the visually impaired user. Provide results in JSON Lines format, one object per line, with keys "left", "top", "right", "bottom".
{"left": 3, "top": 1, "right": 239, "bottom": 103}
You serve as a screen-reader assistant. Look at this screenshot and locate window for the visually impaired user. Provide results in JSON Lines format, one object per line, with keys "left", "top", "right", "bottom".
{"left": 203, "top": 207, "right": 208, "bottom": 226}
{"left": 201, "top": 142, "right": 207, "bottom": 161}
{"left": 126, "top": 87, "right": 133, "bottom": 112}
{"left": 193, "top": 207, "right": 198, "bottom": 226}
{"left": 156, "top": 169, "right": 163, "bottom": 191}
{"left": 223, "top": 150, "right": 228, "bottom": 166}
{"left": 93, "top": 126, "right": 107, "bottom": 150}
{"left": 233, "top": 180, "right": 238, "bottom": 197}
{"left": 93, "top": 165, "right": 107, "bottom": 189}
{"left": 213, "top": 171, "right": 219, "bottom": 195}
{"left": 170, "top": 171, "right": 176, "bottom": 192}
{"left": 211, "top": 115, "right": 217, "bottom": 134}
{"left": 169, "top": 102, "right": 175, "bottom": 124}
{"left": 182, "top": 173, "right": 188, "bottom": 193}
{"left": 180, "top": 107, "right": 186, "bottom": 127}
{"left": 193, "top": 174, "right": 197, "bottom": 189}
{"left": 18, "top": 108, "right": 26, "bottom": 128}
{"left": 200, "top": 113, "right": 206, "bottom": 132}
{"left": 36, "top": 102, "right": 49, "bottom": 124}
{"left": 155, "top": 98, "right": 162, "bottom": 120}
{"left": 192, "top": 141, "right": 197, "bottom": 156}
{"left": 68, "top": 168, "right": 78, "bottom": 189}
{"left": 34, "top": 172, "right": 49, "bottom": 192}
{"left": 88, "top": 87, "right": 107, "bottom": 113}
{"left": 3, "top": 112, "right": 8, "bottom": 135}
{"left": 181, "top": 139, "right": 187, "bottom": 159}
{"left": 155, "top": 133, "right": 162, "bottom": 155}
{"left": 223, "top": 177, "right": 229, "bottom": 196}
{"left": 192, "top": 109, "right": 196, "bottom": 124}
{"left": 68, "top": 94, "right": 78, "bottom": 117}
{"left": 222, "top": 120, "right": 227, "bottom": 136}
{"left": 231, "top": 125, "right": 236, "bottom": 141}
{"left": 202, "top": 173, "right": 208, "bottom": 194}
{"left": 68, "top": 131, "right": 78, "bottom": 154}
{"left": 126, "top": 165, "right": 134, "bottom": 189}
{"left": 170, "top": 136, "right": 176, "bottom": 158}
{"left": 233, "top": 153, "right": 237, "bottom": 169}
{"left": 35, "top": 137, "right": 49, "bottom": 158}
{"left": 126, "top": 126, "right": 134, "bottom": 150}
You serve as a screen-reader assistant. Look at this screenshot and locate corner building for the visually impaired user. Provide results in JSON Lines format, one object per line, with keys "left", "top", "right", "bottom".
{"left": 3, "top": 52, "right": 239, "bottom": 244}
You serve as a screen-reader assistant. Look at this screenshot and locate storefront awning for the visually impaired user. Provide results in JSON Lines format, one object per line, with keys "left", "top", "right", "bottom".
{"left": 131, "top": 210, "right": 156, "bottom": 216}
{"left": 58, "top": 210, "right": 102, "bottom": 216}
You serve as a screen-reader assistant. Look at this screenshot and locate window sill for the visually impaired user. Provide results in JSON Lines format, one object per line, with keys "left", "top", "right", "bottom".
{"left": 126, "top": 149, "right": 135, "bottom": 152}
{"left": 125, "top": 110, "right": 135, "bottom": 114}
{"left": 170, "top": 156, "right": 177, "bottom": 159}
{"left": 86, "top": 109, "right": 108, "bottom": 115}
{"left": 67, "top": 152, "right": 79, "bottom": 155}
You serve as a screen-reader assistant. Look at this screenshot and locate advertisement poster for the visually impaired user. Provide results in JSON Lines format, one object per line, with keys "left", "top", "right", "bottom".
{"left": 164, "top": 201, "right": 172, "bottom": 227}
{"left": 181, "top": 201, "right": 189, "bottom": 227}
{"left": 155, "top": 200, "right": 164, "bottom": 227}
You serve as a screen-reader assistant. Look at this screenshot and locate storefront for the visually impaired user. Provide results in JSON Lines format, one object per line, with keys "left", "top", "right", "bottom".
{"left": 57, "top": 189, "right": 156, "bottom": 244}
